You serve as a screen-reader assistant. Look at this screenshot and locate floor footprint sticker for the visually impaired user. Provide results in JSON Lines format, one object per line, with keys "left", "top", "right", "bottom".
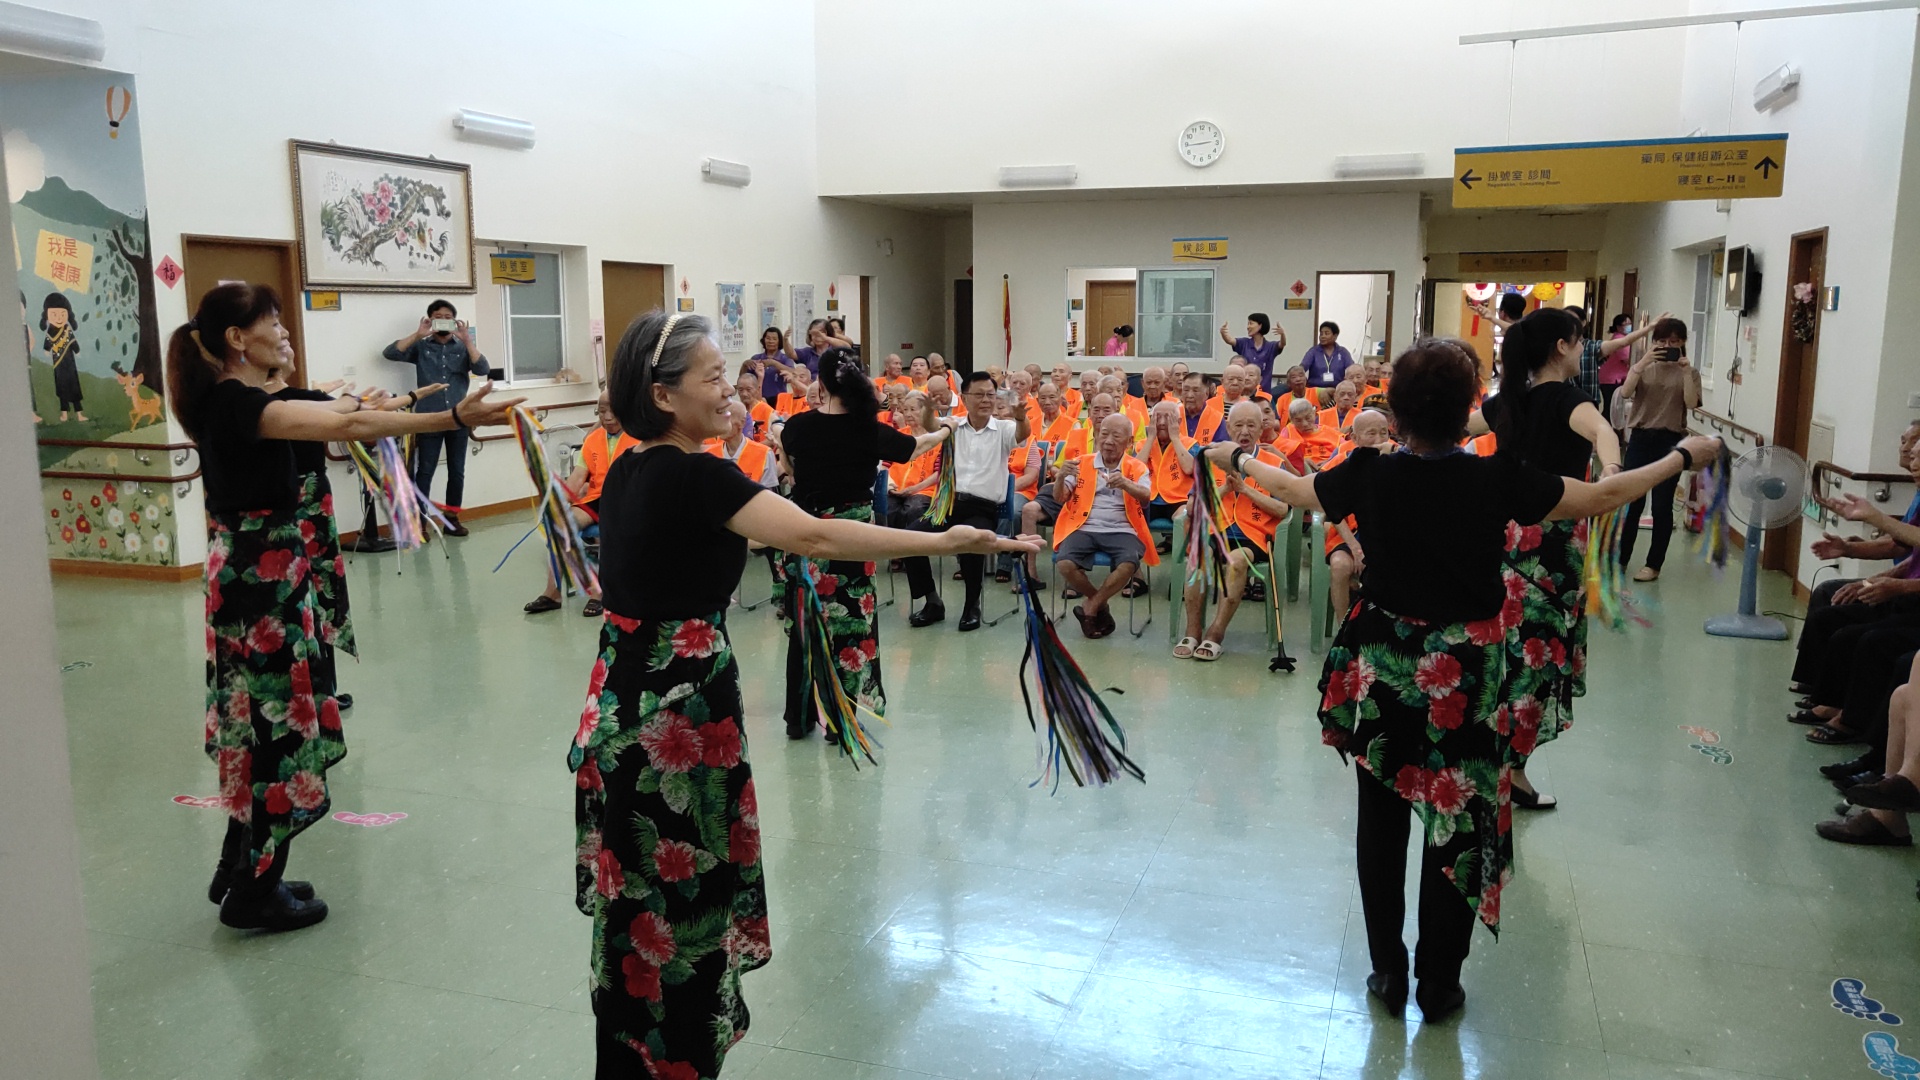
{"left": 1836, "top": 978, "right": 1904, "bottom": 1024}
{"left": 1864, "top": 1032, "right": 1920, "bottom": 1080}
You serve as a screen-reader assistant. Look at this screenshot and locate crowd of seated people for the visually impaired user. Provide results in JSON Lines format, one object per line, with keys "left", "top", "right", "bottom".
{"left": 1791, "top": 420, "right": 1920, "bottom": 847}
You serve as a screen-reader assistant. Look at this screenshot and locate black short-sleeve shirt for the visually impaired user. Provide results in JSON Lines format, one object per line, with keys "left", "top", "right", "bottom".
{"left": 597, "top": 445, "right": 768, "bottom": 619}
{"left": 192, "top": 379, "right": 300, "bottom": 514}
{"left": 271, "top": 386, "right": 334, "bottom": 475}
{"left": 1481, "top": 381, "right": 1595, "bottom": 479}
{"left": 778, "top": 411, "right": 916, "bottom": 513}
{"left": 1313, "top": 447, "right": 1565, "bottom": 624}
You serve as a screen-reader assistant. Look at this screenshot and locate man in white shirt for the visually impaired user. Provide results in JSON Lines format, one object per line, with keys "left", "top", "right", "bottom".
{"left": 904, "top": 370, "right": 1030, "bottom": 631}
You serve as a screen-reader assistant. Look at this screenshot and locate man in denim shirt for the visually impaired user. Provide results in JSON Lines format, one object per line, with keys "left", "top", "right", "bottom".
{"left": 384, "top": 299, "right": 489, "bottom": 535}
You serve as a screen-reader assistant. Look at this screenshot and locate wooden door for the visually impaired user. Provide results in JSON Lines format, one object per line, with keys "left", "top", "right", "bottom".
{"left": 182, "top": 236, "right": 306, "bottom": 386}
{"left": 1621, "top": 270, "right": 1639, "bottom": 322}
{"left": 602, "top": 261, "right": 666, "bottom": 352}
{"left": 1592, "top": 276, "right": 1610, "bottom": 334}
{"left": 858, "top": 275, "right": 872, "bottom": 371}
{"left": 1765, "top": 228, "right": 1827, "bottom": 581}
{"left": 953, "top": 279, "right": 973, "bottom": 372}
{"left": 1086, "top": 280, "right": 1136, "bottom": 357}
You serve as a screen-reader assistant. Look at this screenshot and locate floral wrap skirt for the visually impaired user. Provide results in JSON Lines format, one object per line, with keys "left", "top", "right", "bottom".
{"left": 295, "top": 471, "right": 355, "bottom": 657}
{"left": 203, "top": 509, "right": 346, "bottom": 873}
{"left": 779, "top": 502, "right": 885, "bottom": 722}
{"left": 1319, "top": 600, "right": 1515, "bottom": 935}
{"left": 1499, "top": 517, "right": 1589, "bottom": 764}
{"left": 570, "top": 609, "right": 770, "bottom": 1079}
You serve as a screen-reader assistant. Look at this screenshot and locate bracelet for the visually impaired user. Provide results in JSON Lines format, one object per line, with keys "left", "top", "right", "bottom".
{"left": 1230, "top": 447, "right": 1249, "bottom": 474}
{"left": 404, "top": 391, "right": 417, "bottom": 408}
{"left": 1674, "top": 446, "right": 1694, "bottom": 471}
{"left": 448, "top": 403, "right": 470, "bottom": 432}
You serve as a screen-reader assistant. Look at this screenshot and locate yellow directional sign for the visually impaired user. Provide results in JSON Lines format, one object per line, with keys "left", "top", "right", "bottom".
{"left": 1453, "top": 134, "right": 1787, "bottom": 209}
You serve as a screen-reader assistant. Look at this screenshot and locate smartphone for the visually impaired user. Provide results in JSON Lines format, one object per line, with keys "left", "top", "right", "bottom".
{"left": 431, "top": 318, "right": 456, "bottom": 333}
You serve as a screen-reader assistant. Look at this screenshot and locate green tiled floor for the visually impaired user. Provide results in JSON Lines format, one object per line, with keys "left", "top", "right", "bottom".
{"left": 55, "top": 518, "right": 1920, "bottom": 1079}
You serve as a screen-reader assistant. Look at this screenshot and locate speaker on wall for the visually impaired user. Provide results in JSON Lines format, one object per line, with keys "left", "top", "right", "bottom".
{"left": 1725, "top": 246, "right": 1762, "bottom": 314}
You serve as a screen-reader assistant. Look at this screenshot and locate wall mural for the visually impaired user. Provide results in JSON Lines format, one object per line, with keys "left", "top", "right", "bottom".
{"left": 5, "top": 70, "right": 178, "bottom": 566}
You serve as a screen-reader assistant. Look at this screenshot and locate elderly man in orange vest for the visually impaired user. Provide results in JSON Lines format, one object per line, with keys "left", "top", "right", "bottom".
{"left": 705, "top": 400, "right": 780, "bottom": 487}
{"left": 1052, "top": 413, "right": 1158, "bottom": 638}
{"left": 524, "top": 391, "right": 634, "bottom": 617}
{"left": 1174, "top": 400, "right": 1290, "bottom": 661}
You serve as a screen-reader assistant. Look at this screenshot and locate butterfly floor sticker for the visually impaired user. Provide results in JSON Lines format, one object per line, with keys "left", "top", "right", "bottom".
{"left": 1864, "top": 1032, "right": 1920, "bottom": 1080}
{"left": 1836, "top": 979, "right": 1904, "bottom": 1024}
{"left": 332, "top": 811, "right": 407, "bottom": 828}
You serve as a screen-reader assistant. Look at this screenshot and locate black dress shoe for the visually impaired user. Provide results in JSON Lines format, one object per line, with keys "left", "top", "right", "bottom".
{"left": 958, "top": 607, "right": 982, "bottom": 632}
{"left": 909, "top": 601, "right": 946, "bottom": 628}
{"left": 209, "top": 868, "right": 314, "bottom": 905}
{"left": 1366, "top": 972, "right": 1408, "bottom": 1012}
{"left": 1416, "top": 981, "right": 1467, "bottom": 1022}
{"left": 219, "top": 881, "right": 328, "bottom": 931}
{"left": 1832, "top": 770, "right": 1883, "bottom": 793}
{"left": 1822, "top": 754, "right": 1882, "bottom": 781}
{"left": 336, "top": 693, "right": 354, "bottom": 711}
{"left": 785, "top": 716, "right": 814, "bottom": 741}
{"left": 443, "top": 516, "right": 469, "bottom": 537}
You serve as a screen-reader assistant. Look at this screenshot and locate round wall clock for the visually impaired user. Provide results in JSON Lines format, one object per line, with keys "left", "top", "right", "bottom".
{"left": 1179, "top": 120, "right": 1225, "bottom": 167}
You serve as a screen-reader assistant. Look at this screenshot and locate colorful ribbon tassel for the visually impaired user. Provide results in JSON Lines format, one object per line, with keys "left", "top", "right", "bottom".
{"left": 1696, "top": 444, "right": 1734, "bottom": 570}
{"left": 496, "top": 408, "right": 599, "bottom": 596}
{"left": 793, "top": 557, "right": 885, "bottom": 766}
{"left": 1012, "top": 564, "right": 1145, "bottom": 792}
{"left": 344, "top": 436, "right": 450, "bottom": 550}
{"left": 922, "top": 441, "right": 958, "bottom": 526}
{"left": 1184, "top": 452, "right": 1234, "bottom": 596}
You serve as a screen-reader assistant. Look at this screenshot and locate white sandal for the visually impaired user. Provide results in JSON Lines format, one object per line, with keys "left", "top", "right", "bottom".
{"left": 1193, "top": 639, "right": 1224, "bottom": 662}
{"left": 1172, "top": 636, "right": 1199, "bottom": 659}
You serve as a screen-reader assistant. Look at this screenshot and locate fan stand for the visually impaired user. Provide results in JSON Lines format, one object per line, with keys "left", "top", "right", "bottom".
{"left": 1704, "top": 501, "right": 1788, "bottom": 641}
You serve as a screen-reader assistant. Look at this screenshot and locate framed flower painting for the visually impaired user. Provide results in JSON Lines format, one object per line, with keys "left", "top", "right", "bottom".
{"left": 289, "top": 140, "right": 476, "bottom": 292}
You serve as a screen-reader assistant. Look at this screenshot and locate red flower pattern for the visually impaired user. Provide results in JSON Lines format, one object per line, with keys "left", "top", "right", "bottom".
{"left": 1429, "top": 691, "right": 1467, "bottom": 731}
{"left": 595, "top": 848, "right": 625, "bottom": 898}
{"left": 247, "top": 617, "right": 285, "bottom": 656}
{"left": 1414, "top": 653, "right": 1463, "bottom": 698}
{"left": 637, "top": 712, "right": 702, "bottom": 773}
{"left": 729, "top": 820, "right": 761, "bottom": 866}
{"left": 701, "top": 718, "right": 742, "bottom": 768}
{"left": 621, "top": 954, "right": 662, "bottom": 1002}
{"left": 654, "top": 838, "right": 698, "bottom": 882}
{"left": 288, "top": 771, "right": 326, "bottom": 810}
{"left": 256, "top": 548, "right": 295, "bottom": 582}
{"left": 1425, "top": 767, "right": 1474, "bottom": 816}
{"left": 264, "top": 782, "right": 292, "bottom": 816}
{"left": 670, "top": 619, "right": 719, "bottom": 658}
{"left": 1521, "top": 638, "right": 1549, "bottom": 670}
{"left": 814, "top": 574, "right": 838, "bottom": 597}
{"left": 1393, "top": 765, "right": 1430, "bottom": 802}
{"left": 628, "top": 911, "right": 677, "bottom": 965}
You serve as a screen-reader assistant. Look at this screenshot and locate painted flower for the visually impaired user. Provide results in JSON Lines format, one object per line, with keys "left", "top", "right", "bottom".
{"left": 1504, "top": 569, "right": 1528, "bottom": 602}
{"left": 89, "top": 495, "right": 100, "bottom": 508}
{"left": 75, "top": 516, "right": 91, "bottom": 535}
{"left": 376, "top": 180, "right": 394, "bottom": 201}
{"left": 1521, "top": 638, "right": 1549, "bottom": 669}
{"left": 264, "top": 782, "right": 293, "bottom": 816}
{"left": 154, "top": 533, "right": 169, "bottom": 555}
{"left": 628, "top": 910, "right": 677, "bottom": 965}
{"left": 1429, "top": 691, "right": 1468, "bottom": 731}
{"left": 594, "top": 848, "right": 625, "bottom": 898}
{"left": 701, "top": 718, "right": 743, "bottom": 769}
{"left": 637, "top": 712, "right": 703, "bottom": 773}
{"left": 654, "top": 838, "right": 699, "bottom": 882}
{"left": 288, "top": 771, "right": 327, "bottom": 810}
{"left": 729, "top": 819, "right": 761, "bottom": 866}
{"left": 60, "top": 527, "right": 74, "bottom": 543}
{"left": 124, "top": 533, "right": 141, "bottom": 553}
{"left": 98, "top": 537, "right": 108, "bottom": 550}
{"left": 102, "top": 483, "right": 117, "bottom": 504}
{"left": 61, "top": 488, "right": 72, "bottom": 502}
{"left": 129, "top": 512, "right": 140, "bottom": 525}
{"left": 670, "top": 619, "right": 720, "bottom": 658}
{"left": 621, "top": 954, "right": 662, "bottom": 1002}
{"left": 287, "top": 693, "right": 319, "bottom": 740}
{"left": 48, "top": 509, "right": 58, "bottom": 521}
{"left": 1425, "top": 767, "right": 1475, "bottom": 816}
{"left": 1343, "top": 654, "right": 1377, "bottom": 704}
{"left": 1414, "top": 653, "right": 1463, "bottom": 698}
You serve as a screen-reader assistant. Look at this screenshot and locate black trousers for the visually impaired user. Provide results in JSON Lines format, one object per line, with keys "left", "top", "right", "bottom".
{"left": 902, "top": 493, "right": 1000, "bottom": 610}
{"left": 1354, "top": 768, "right": 1474, "bottom": 986}
{"left": 1619, "top": 427, "right": 1685, "bottom": 571}
{"left": 219, "top": 817, "right": 289, "bottom": 901}
{"left": 1791, "top": 594, "right": 1920, "bottom": 687}
{"left": 1815, "top": 616, "right": 1920, "bottom": 746}
{"left": 412, "top": 428, "right": 470, "bottom": 509}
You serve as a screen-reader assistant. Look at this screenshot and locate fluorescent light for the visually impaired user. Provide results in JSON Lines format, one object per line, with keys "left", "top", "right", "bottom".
{"left": 702, "top": 158, "right": 751, "bottom": 187}
{"left": 998, "top": 165, "right": 1078, "bottom": 188}
{"left": 452, "top": 109, "right": 535, "bottom": 149}
{"left": 1333, "top": 152, "right": 1426, "bottom": 179}
{"left": 1754, "top": 64, "right": 1800, "bottom": 112}
{"left": 0, "top": 1, "right": 105, "bottom": 63}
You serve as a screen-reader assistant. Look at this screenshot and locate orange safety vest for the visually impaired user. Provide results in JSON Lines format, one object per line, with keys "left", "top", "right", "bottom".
{"left": 1276, "top": 424, "right": 1342, "bottom": 473}
{"left": 576, "top": 428, "right": 639, "bottom": 505}
{"left": 1320, "top": 405, "right": 1360, "bottom": 433}
{"left": 745, "top": 400, "right": 775, "bottom": 443}
{"left": 1193, "top": 397, "right": 1227, "bottom": 443}
{"left": 1121, "top": 396, "right": 1149, "bottom": 441}
{"left": 704, "top": 436, "right": 774, "bottom": 484}
{"left": 1033, "top": 410, "right": 1076, "bottom": 450}
{"left": 889, "top": 449, "right": 936, "bottom": 492}
{"left": 1466, "top": 431, "right": 1499, "bottom": 456}
{"left": 1145, "top": 431, "right": 1194, "bottom": 504}
{"left": 1218, "top": 447, "right": 1287, "bottom": 553}
{"left": 1007, "top": 439, "right": 1041, "bottom": 497}
{"left": 1061, "top": 388, "right": 1084, "bottom": 417}
{"left": 1051, "top": 453, "right": 1159, "bottom": 566}
{"left": 774, "top": 391, "right": 810, "bottom": 418}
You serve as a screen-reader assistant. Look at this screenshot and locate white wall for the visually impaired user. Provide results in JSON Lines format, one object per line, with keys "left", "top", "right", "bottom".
{"left": 39, "top": 0, "right": 949, "bottom": 554}
{"left": 974, "top": 192, "right": 1424, "bottom": 374}
{"left": 816, "top": 0, "right": 1686, "bottom": 197}
{"left": 1316, "top": 273, "right": 1386, "bottom": 360}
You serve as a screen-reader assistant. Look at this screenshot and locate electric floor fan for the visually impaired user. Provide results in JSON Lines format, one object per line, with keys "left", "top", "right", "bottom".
{"left": 1704, "top": 444, "right": 1808, "bottom": 641}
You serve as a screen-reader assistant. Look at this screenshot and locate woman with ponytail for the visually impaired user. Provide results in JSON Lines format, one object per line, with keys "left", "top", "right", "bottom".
{"left": 575, "top": 313, "right": 1031, "bottom": 1077}
{"left": 171, "top": 283, "right": 523, "bottom": 932}
{"left": 1469, "top": 307, "right": 1623, "bottom": 809}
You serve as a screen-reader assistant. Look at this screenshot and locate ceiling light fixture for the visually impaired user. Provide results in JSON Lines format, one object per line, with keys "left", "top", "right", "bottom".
{"left": 998, "top": 165, "right": 1078, "bottom": 188}
{"left": 702, "top": 158, "right": 751, "bottom": 187}
{"left": 452, "top": 109, "right": 536, "bottom": 149}
{"left": 1332, "top": 152, "right": 1426, "bottom": 179}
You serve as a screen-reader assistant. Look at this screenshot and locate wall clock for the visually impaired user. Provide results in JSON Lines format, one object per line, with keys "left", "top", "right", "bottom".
{"left": 1179, "top": 120, "right": 1225, "bottom": 167}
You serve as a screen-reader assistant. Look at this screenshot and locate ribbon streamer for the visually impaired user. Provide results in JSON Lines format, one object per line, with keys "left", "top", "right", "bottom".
{"left": 1582, "top": 507, "right": 1648, "bottom": 630}
{"left": 344, "top": 436, "right": 450, "bottom": 550}
{"left": 921, "top": 439, "right": 958, "bottom": 526}
{"left": 504, "top": 408, "right": 600, "bottom": 596}
{"left": 1012, "top": 563, "right": 1145, "bottom": 792}
{"left": 792, "top": 557, "right": 886, "bottom": 765}
{"left": 1184, "top": 452, "right": 1234, "bottom": 596}
{"left": 1695, "top": 443, "right": 1734, "bottom": 570}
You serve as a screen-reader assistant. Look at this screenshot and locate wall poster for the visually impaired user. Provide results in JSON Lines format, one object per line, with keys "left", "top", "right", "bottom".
{"left": 716, "top": 282, "right": 745, "bottom": 353}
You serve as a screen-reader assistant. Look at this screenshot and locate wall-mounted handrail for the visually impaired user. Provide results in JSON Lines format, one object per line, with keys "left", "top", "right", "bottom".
{"left": 470, "top": 397, "right": 599, "bottom": 445}
{"left": 42, "top": 466, "right": 201, "bottom": 488}
{"left": 1688, "top": 407, "right": 1766, "bottom": 448}
{"left": 1812, "top": 459, "right": 1911, "bottom": 505}
{"left": 36, "top": 437, "right": 195, "bottom": 451}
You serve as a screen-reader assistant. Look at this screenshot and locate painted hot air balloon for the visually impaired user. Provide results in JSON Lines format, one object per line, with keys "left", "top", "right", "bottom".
{"left": 105, "top": 86, "right": 131, "bottom": 139}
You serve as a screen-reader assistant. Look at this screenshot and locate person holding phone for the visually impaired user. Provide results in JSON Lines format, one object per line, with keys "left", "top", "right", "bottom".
{"left": 384, "top": 299, "right": 490, "bottom": 535}
{"left": 1616, "top": 318, "right": 1702, "bottom": 581}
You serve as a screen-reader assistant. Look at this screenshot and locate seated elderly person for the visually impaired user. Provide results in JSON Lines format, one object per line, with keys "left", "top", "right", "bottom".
{"left": 735, "top": 367, "right": 775, "bottom": 442}
{"left": 705, "top": 399, "right": 781, "bottom": 487}
{"left": 926, "top": 372, "right": 959, "bottom": 419}
{"left": 1324, "top": 409, "right": 1394, "bottom": 623}
{"left": 1275, "top": 365, "right": 1317, "bottom": 417}
{"left": 996, "top": 398, "right": 1046, "bottom": 585}
{"left": 1276, "top": 397, "right": 1343, "bottom": 472}
{"left": 885, "top": 394, "right": 944, "bottom": 526}
{"left": 1052, "top": 414, "right": 1159, "bottom": 638}
{"left": 1321, "top": 379, "right": 1363, "bottom": 433}
{"left": 1031, "top": 379, "right": 1077, "bottom": 448}
{"left": 524, "top": 392, "right": 634, "bottom": 617}
{"left": 1077, "top": 369, "right": 1102, "bottom": 417}
{"left": 1137, "top": 399, "right": 1193, "bottom": 525}
{"left": 1174, "top": 401, "right": 1289, "bottom": 661}
{"left": 773, "top": 364, "right": 814, "bottom": 419}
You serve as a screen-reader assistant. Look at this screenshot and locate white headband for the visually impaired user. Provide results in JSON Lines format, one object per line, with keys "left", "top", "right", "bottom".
{"left": 649, "top": 313, "right": 683, "bottom": 372}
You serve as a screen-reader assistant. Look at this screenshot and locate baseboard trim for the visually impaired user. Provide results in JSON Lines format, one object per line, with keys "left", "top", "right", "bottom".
{"left": 49, "top": 559, "right": 200, "bottom": 582}
{"left": 338, "top": 495, "right": 535, "bottom": 545}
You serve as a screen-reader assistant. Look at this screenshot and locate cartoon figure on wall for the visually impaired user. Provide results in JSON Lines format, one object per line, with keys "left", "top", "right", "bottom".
{"left": 40, "top": 292, "right": 84, "bottom": 421}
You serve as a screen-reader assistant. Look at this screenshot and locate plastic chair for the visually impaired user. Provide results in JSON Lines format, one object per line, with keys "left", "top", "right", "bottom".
{"left": 1172, "top": 524, "right": 1281, "bottom": 654}
{"left": 1051, "top": 545, "right": 1153, "bottom": 638}
{"left": 984, "top": 474, "right": 1023, "bottom": 627}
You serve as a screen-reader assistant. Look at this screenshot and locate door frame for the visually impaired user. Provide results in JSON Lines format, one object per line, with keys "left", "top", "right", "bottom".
{"left": 181, "top": 234, "right": 307, "bottom": 386}
{"left": 1085, "top": 278, "right": 1137, "bottom": 357}
{"left": 1312, "top": 270, "right": 1396, "bottom": 362}
{"left": 1765, "top": 227, "right": 1827, "bottom": 580}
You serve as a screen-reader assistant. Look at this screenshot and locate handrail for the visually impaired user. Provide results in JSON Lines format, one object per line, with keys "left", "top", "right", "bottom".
{"left": 42, "top": 466, "right": 201, "bottom": 487}
{"left": 39, "top": 436, "right": 200, "bottom": 491}
{"left": 471, "top": 398, "right": 599, "bottom": 444}
{"left": 1812, "top": 459, "right": 1910, "bottom": 504}
{"left": 37, "top": 437, "right": 195, "bottom": 451}
{"left": 1688, "top": 406, "right": 1766, "bottom": 448}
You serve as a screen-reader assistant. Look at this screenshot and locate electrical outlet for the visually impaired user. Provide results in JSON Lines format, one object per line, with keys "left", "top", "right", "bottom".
{"left": 1908, "top": 391, "right": 1920, "bottom": 409}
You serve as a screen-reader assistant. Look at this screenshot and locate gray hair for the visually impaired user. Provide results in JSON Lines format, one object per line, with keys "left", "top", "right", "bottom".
{"left": 609, "top": 310, "right": 714, "bottom": 439}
